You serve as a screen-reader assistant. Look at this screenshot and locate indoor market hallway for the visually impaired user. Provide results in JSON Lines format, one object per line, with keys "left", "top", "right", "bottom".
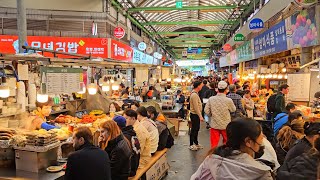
{"left": 164, "top": 121, "right": 211, "bottom": 180}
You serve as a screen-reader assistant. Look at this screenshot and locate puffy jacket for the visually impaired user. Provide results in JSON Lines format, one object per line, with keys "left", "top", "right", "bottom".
{"left": 105, "top": 134, "right": 132, "bottom": 180}
{"left": 122, "top": 125, "right": 141, "bottom": 177}
{"left": 155, "top": 120, "right": 168, "bottom": 151}
{"left": 273, "top": 113, "right": 288, "bottom": 135}
{"left": 277, "top": 153, "right": 319, "bottom": 180}
{"left": 284, "top": 137, "right": 312, "bottom": 164}
{"left": 191, "top": 152, "right": 273, "bottom": 180}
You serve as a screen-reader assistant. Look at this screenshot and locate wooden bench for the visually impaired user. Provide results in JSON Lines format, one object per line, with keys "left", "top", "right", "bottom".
{"left": 129, "top": 148, "right": 169, "bottom": 180}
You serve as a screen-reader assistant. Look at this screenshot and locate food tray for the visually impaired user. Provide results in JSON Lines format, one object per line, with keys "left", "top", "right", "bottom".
{"left": 13, "top": 141, "right": 61, "bottom": 153}
{"left": 0, "top": 140, "right": 11, "bottom": 148}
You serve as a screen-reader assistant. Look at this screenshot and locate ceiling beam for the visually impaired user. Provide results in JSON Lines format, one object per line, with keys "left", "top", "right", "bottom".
{"left": 152, "top": 31, "right": 226, "bottom": 35}
{"left": 142, "top": 20, "right": 234, "bottom": 26}
{"left": 165, "top": 38, "right": 218, "bottom": 41}
{"left": 127, "top": 5, "right": 241, "bottom": 12}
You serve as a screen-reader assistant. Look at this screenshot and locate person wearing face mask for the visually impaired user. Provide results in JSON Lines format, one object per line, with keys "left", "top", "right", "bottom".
{"left": 191, "top": 118, "right": 273, "bottom": 180}
{"left": 99, "top": 121, "right": 132, "bottom": 180}
{"left": 65, "top": 127, "right": 111, "bottom": 180}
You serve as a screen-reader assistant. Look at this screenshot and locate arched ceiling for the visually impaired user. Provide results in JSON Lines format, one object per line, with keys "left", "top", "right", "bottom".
{"left": 115, "top": 0, "right": 258, "bottom": 59}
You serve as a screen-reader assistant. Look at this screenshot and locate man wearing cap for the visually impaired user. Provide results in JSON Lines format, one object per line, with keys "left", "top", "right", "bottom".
{"left": 205, "top": 81, "right": 236, "bottom": 148}
{"left": 189, "top": 81, "right": 204, "bottom": 151}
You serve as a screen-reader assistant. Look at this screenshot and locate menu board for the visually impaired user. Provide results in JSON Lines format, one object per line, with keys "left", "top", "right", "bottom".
{"left": 287, "top": 73, "right": 311, "bottom": 101}
{"left": 40, "top": 67, "right": 83, "bottom": 94}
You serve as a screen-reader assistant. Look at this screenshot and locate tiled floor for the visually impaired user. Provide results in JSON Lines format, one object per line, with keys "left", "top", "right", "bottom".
{"left": 164, "top": 121, "right": 211, "bottom": 180}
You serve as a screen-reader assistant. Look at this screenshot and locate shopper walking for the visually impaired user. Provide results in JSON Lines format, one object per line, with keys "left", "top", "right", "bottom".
{"left": 189, "top": 81, "right": 204, "bottom": 151}
{"left": 65, "top": 127, "right": 111, "bottom": 180}
{"left": 243, "top": 90, "right": 255, "bottom": 118}
{"left": 191, "top": 118, "right": 273, "bottom": 180}
{"left": 205, "top": 81, "right": 236, "bottom": 148}
{"left": 274, "top": 84, "right": 290, "bottom": 117}
{"left": 99, "top": 121, "right": 131, "bottom": 180}
{"left": 123, "top": 109, "right": 151, "bottom": 168}
{"left": 227, "top": 84, "right": 246, "bottom": 119}
{"left": 199, "top": 79, "right": 209, "bottom": 102}
{"left": 113, "top": 115, "right": 141, "bottom": 177}
{"left": 136, "top": 106, "right": 159, "bottom": 154}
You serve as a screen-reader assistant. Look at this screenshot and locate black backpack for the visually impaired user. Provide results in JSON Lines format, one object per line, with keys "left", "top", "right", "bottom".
{"left": 267, "top": 94, "right": 277, "bottom": 113}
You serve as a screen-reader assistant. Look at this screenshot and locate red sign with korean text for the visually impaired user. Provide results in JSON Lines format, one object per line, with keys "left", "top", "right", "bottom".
{"left": 110, "top": 39, "right": 133, "bottom": 62}
{"left": 0, "top": 35, "right": 108, "bottom": 58}
{"left": 114, "top": 27, "right": 125, "bottom": 39}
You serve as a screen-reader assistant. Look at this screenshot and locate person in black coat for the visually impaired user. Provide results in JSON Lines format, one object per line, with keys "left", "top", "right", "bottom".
{"left": 113, "top": 115, "right": 141, "bottom": 177}
{"left": 99, "top": 121, "right": 132, "bottom": 180}
{"left": 283, "top": 122, "right": 320, "bottom": 163}
{"left": 65, "top": 127, "right": 111, "bottom": 180}
{"left": 277, "top": 137, "right": 320, "bottom": 180}
{"left": 203, "top": 82, "right": 217, "bottom": 99}
{"left": 198, "top": 79, "right": 209, "bottom": 102}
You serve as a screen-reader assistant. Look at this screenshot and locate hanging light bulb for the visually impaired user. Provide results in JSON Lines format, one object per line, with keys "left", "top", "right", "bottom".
{"left": 284, "top": 74, "right": 288, "bottom": 79}
{"left": 182, "top": 79, "right": 186, "bottom": 83}
{"left": 261, "top": 75, "right": 265, "bottom": 79}
{"left": 257, "top": 74, "right": 261, "bottom": 78}
{"left": 278, "top": 74, "right": 283, "bottom": 79}
{"left": 282, "top": 68, "right": 287, "bottom": 73}
{"left": 88, "top": 83, "right": 97, "bottom": 95}
{"left": 268, "top": 73, "right": 272, "bottom": 78}
{"left": 102, "top": 83, "right": 110, "bottom": 92}
{"left": 110, "top": 79, "right": 115, "bottom": 84}
{"left": 253, "top": 71, "right": 257, "bottom": 74}
{"left": 166, "top": 78, "right": 171, "bottom": 82}
{"left": 0, "top": 85, "right": 10, "bottom": 98}
{"left": 272, "top": 74, "right": 277, "bottom": 78}
{"left": 77, "top": 86, "right": 86, "bottom": 94}
{"left": 37, "top": 93, "right": 48, "bottom": 103}
{"left": 112, "top": 84, "right": 119, "bottom": 91}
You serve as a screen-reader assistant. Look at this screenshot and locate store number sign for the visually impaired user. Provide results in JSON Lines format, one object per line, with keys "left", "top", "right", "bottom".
{"left": 114, "top": 27, "right": 125, "bottom": 39}
{"left": 40, "top": 67, "right": 83, "bottom": 94}
{"left": 249, "top": 18, "right": 264, "bottom": 30}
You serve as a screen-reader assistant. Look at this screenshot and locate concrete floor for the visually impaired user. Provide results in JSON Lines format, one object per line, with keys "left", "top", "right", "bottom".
{"left": 164, "top": 122, "right": 211, "bottom": 180}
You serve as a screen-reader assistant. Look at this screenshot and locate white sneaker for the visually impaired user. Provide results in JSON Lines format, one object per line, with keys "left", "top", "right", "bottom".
{"left": 189, "top": 145, "right": 198, "bottom": 151}
{"left": 195, "top": 144, "right": 204, "bottom": 149}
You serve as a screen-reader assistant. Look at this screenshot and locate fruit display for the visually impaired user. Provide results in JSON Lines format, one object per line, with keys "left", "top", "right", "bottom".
{"left": 50, "top": 127, "right": 71, "bottom": 141}
{"left": 291, "top": 8, "right": 317, "bottom": 48}
{"left": 80, "top": 114, "right": 98, "bottom": 123}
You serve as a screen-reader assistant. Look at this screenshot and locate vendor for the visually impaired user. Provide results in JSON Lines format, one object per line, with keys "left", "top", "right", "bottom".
{"left": 26, "top": 99, "right": 57, "bottom": 131}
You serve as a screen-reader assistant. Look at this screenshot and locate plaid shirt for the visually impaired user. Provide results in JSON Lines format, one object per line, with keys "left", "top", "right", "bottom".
{"left": 227, "top": 93, "right": 245, "bottom": 115}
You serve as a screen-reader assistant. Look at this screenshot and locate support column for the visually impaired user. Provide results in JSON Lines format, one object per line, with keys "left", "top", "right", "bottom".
{"left": 17, "top": 0, "right": 27, "bottom": 53}
{"left": 300, "top": 47, "right": 312, "bottom": 71}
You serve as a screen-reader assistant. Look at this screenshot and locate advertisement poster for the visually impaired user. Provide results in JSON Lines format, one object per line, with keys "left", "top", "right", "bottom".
{"left": 286, "top": 6, "right": 318, "bottom": 48}
{"left": 0, "top": 35, "right": 108, "bottom": 58}
{"left": 254, "top": 20, "right": 288, "bottom": 58}
{"left": 109, "top": 39, "right": 133, "bottom": 62}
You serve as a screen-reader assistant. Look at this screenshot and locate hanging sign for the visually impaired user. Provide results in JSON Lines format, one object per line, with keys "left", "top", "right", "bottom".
{"left": 176, "top": 0, "right": 183, "bottom": 8}
{"left": 146, "top": 46, "right": 153, "bottom": 54}
{"left": 138, "top": 42, "right": 147, "bottom": 51}
{"left": 234, "top": 34, "right": 245, "bottom": 42}
{"left": 223, "top": 44, "right": 232, "bottom": 52}
{"left": 114, "top": 27, "right": 125, "bottom": 39}
{"left": 249, "top": 18, "right": 264, "bottom": 31}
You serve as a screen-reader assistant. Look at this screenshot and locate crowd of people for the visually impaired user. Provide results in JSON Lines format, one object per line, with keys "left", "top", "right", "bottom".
{"left": 189, "top": 76, "right": 320, "bottom": 179}
{"left": 65, "top": 105, "right": 173, "bottom": 180}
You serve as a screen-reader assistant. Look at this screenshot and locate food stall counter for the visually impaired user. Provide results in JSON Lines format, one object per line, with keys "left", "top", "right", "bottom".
{"left": 0, "top": 168, "right": 64, "bottom": 180}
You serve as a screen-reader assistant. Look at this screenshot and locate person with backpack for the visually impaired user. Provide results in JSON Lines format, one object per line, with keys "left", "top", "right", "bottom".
{"left": 268, "top": 84, "right": 289, "bottom": 118}
{"left": 273, "top": 103, "right": 297, "bottom": 135}
{"left": 189, "top": 81, "right": 204, "bottom": 151}
{"left": 113, "top": 115, "right": 140, "bottom": 177}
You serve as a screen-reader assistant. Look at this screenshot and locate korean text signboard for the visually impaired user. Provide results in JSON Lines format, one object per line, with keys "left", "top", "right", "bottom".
{"left": 234, "top": 34, "right": 245, "bottom": 42}
{"left": 114, "top": 27, "right": 125, "bottom": 39}
{"left": 249, "top": 18, "right": 264, "bottom": 31}
{"left": 253, "top": 20, "right": 287, "bottom": 58}
{"left": 237, "top": 41, "right": 253, "bottom": 62}
{"left": 40, "top": 67, "right": 83, "bottom": 94}
{"left": 0, "top": 35, "right": 108, "bottom": 58}
{"left": 109, "top": 39, "right": 133, "bottom": 62}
